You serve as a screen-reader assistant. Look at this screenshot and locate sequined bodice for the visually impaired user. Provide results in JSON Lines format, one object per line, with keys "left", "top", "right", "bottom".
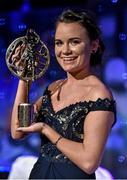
{"left": 37, "top": 88, "right": 116, "bottom": 163}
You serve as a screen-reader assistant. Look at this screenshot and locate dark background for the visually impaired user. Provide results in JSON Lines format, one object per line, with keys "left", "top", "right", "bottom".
{"left": 0, "top": 0, "right": 127, "bottom": 179}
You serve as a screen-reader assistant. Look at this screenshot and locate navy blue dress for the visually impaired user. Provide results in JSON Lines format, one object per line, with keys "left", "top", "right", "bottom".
{"left": 29, "top": 87, "right": 116, "bottom": 179}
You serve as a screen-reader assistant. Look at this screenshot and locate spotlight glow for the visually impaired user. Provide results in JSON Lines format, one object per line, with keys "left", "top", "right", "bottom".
{"left": 119, "top": 33, "right": 126, "bottom": 41}
{"left": 111, "top": 0, "right": 119, "bottom": 3}
{"left": 118, "top": 155, "right": 126, "bottom": 163}
{"left": 18, "top": 24, "right": 27, "bottom": 30}
{"left": 0, "top": 18, "right": 5, "bottom": 25}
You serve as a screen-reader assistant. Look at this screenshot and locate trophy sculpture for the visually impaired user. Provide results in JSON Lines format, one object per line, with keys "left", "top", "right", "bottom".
{"left": 6, "top": 29, "right": 50, "bottom": 127}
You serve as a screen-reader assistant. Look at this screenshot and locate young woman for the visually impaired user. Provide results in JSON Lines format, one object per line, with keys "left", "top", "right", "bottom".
{"left": 11, "top": 9, "right": 116, "bottom": 179}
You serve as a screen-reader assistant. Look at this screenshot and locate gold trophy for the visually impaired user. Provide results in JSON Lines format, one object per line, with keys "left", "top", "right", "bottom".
{"left": 6, "top": 29, "right": 50, "bottom": 127}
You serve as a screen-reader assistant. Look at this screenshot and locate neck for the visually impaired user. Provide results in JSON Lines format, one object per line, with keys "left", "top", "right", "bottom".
{"left": 66, "top": 68, "right": 92, "bottom": 84}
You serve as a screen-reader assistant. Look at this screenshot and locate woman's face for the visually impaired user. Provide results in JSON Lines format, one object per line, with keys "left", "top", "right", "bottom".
{"left": 55, "top": 22, "right": 95, "bottom": 73}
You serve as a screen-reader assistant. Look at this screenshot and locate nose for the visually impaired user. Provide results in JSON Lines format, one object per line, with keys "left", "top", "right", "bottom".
{"left": 62, "top": 43, "right": 72, "bottom": 54}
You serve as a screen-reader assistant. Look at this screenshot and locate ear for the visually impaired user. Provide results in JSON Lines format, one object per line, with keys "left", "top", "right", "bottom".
{"left": 91, "top": 39, "right": 99, "bottom": 53}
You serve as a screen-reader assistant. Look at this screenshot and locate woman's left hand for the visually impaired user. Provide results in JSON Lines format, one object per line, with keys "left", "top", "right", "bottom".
{"left": 17, "top": 122, "right": 60, "bottom": 145}
{"left": 16, "top": 122, "right": 45, "bottom": 133}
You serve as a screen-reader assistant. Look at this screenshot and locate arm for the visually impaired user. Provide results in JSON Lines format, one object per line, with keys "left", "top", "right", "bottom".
{"left": 10, "top": 44, "right": 44, "bottom": 139}
{"left": 11, "top": 80, "right": 30, "bottom": 139}
{"left": 50, "top": 86, "right": 115, "bottom": 174}
{"left": 11, "top": 80, "right": 42, "bottom": 139}
{"left": 43, "top": 110, "right": 114, "bottom": 174}
{"left": 12, "top": 79, "right": 61, "bottom": 139}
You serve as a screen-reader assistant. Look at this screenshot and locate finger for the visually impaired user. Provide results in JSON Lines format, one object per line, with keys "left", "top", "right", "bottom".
{"left": 31, "top": 122, "right": 36, "bottom": 125}
{"left": 17, "top": 127, "right": 27, "bottom": 131}
{"left": 33, "top": 104, "right": 38, "bottom": 113}
{"left": 16, "top": 127, "right": 32, "bottom": 132}
{"left": 16, "top": 122, "right": 45, "bottom": 133}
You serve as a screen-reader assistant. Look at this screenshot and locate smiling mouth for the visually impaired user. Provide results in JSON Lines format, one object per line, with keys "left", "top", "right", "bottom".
{"left": 63, "top": 57, "right": 77, "bottom": 61}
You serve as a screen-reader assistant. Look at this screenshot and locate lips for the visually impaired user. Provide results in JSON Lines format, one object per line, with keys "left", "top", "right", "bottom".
{"left": 62, "top": 57, "right": 77, "bottom": 61}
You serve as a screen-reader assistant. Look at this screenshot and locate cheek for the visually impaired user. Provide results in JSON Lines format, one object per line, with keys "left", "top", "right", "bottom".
{"left": 55, "top": 49, "right": 62, "bottom": 64}
{"left": 55, "top": 47, "right": 60, "bottom": 58}
{"left": 74, "top": 44, "right": 88, "bottom": 55}
{"left": 77, "top": 46, "right": 91, "bottom": 66}
{"left": 82, "top": 45, "right": 91, "bottom": 58}
{"left": 54, "top": 47, "right": 57, "bottom": 56}
{"left": 75, "top": 47, "right": 86, "bottom": 59}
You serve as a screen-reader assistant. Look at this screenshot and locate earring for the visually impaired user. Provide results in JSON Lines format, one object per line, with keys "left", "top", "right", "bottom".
{"left": 92, "top": 49, "right": 96, "bottom": 54}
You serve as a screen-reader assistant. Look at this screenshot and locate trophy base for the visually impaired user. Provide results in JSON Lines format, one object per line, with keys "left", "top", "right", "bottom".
{"left": 18, "top": 103, "right": 34, "bottom": 127}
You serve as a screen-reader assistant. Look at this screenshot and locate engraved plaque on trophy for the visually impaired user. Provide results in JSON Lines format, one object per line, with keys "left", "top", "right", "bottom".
{"left": 6, "top": 29, "right": 50, "bottom": 127}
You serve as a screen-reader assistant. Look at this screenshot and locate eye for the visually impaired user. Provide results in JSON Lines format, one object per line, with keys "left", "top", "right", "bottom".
{"left": 70, "top": 39, "right": 81, "bottom": 46}
{"left": 55, "top": 40, "right": 63, "bottom": 47}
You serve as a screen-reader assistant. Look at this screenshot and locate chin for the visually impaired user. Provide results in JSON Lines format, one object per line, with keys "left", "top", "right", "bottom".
{"left": 63, "top": 67, "right": 80, "bottom": 73}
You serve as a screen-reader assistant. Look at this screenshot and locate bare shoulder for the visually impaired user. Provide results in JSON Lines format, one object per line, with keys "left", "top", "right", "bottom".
{"left": 89, "top": 76, "right": 113, "bottom": 101}
{"left": 48, "top": 79, "right": 64, "bottom": 93}
{"left": 34, "top": 79, "right": 64, "bottom": 109}
{"left": 34, "top": 96, "right": 43, "bottom": 110}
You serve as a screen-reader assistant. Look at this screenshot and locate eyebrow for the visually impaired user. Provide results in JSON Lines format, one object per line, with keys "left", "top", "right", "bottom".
{"left": 54, "top": 39, "right": 61, "bottom": 42}
{"left": 55, "top": 37, "right": 81, "bottom": 41}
